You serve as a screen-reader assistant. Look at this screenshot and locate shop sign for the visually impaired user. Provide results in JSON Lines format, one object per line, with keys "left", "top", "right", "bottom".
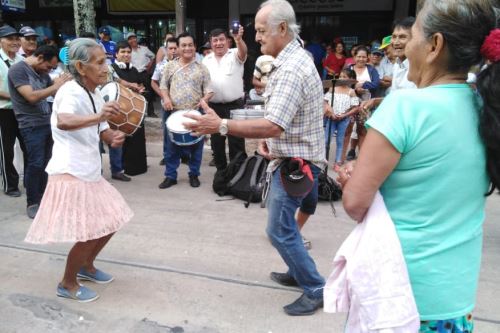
{"left": 39, "top": 0, "right": 100, "bottom": 7}
{"left": 108, "top": 0, "right": 175, "bottom": 13}
{"left": 1, "top": 0, "right": 25, "bottom": 12}
{"left": 240, "top": 0, "right": 393, "bottom": 14}
{"left": 288, "top": 0, "right": 393, "bottom": 12}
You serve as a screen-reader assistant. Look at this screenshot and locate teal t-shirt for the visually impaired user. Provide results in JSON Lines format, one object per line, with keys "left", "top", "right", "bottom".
{"left": 366, "top": 84, "right": 489, "bottom": 320}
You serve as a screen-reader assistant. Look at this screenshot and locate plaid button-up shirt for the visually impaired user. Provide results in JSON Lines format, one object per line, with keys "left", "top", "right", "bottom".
{"left": 264, "top": 39, "right": 326, "bottom": 170}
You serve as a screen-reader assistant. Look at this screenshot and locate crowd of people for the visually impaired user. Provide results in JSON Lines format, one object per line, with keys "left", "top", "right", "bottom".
{"left": 0, "top": 0, "right": 499, "bottom": 331}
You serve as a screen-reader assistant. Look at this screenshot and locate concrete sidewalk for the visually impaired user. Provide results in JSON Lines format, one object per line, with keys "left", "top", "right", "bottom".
{"left": 1, "top": 128, "right": 499, "bottom": 332}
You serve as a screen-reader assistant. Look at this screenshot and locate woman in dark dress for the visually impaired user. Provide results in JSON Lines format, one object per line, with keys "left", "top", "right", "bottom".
{"left": 111, "top": 41, "right": 147, "bottom": 176}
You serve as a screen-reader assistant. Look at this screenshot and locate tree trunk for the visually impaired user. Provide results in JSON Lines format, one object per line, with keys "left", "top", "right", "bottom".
{"left": 73, "top": 0, "right": 96, "bottom": 37}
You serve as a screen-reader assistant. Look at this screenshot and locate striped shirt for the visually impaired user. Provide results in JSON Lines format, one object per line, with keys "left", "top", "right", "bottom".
{"left": 264, "top": 40, "right": 326, "bottom": 170}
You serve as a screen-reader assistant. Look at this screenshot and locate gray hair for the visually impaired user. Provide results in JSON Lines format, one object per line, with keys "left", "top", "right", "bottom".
{"left": 420, "top": 0, "right": 496, "bottom": 72}
{"left": 259, "top": 0, "right": 300, "bottom": 39}
{"left": 67, "top": 38, "right": 101, "bottom": 83}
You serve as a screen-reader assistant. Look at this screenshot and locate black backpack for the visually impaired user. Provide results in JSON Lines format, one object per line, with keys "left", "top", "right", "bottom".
{"left": 318, "top": 170, "right": 342, "bottom": 202}
{"left": 228, "top": 154, "right": 269, "bottom": 207}
{"left": 212, "top": 151, "right": 247, "bottom": 196}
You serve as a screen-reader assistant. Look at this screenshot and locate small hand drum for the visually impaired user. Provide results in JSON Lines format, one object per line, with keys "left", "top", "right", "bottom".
{"left": 166, "top": 110, "right": 204, "bottom": 146}
{"left": 100, "top": 82, "right": 146, "bottom": 135}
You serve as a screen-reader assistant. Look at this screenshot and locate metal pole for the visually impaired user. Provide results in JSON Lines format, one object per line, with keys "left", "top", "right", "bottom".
{"left": 175, "top": 0, "right": 186, "bottom": 36}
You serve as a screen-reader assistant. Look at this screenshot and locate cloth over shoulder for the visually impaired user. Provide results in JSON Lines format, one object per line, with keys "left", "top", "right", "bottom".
{"left": 324, "top": 191, "right": 420, "bottom": 332}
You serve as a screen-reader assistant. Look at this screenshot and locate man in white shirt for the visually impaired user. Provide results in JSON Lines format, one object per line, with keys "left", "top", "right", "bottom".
{"left": 127, "top": 32, "right": 156, "bottom": 117}
{"left": 202, "top": 27, "right": 247, "bottom": 170}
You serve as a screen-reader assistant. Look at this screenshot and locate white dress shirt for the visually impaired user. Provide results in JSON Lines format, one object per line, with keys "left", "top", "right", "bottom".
{"left": 202, "top": 48, "right": 245, "bottom": 103}
{"left": 131, "top": 46, "right": 155, "bottom": 73}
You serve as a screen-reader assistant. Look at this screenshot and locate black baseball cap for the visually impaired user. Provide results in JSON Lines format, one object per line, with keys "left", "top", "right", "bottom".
{"left": 280, "top": 158, "right": 314, "bottom": 197}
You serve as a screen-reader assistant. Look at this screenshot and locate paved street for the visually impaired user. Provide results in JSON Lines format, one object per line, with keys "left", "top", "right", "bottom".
{"left": 1, "top": 118, "right": 499, "bottom": 332}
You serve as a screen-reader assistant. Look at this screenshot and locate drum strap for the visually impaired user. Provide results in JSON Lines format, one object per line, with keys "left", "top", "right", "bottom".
{"left": 77, "top": 81, "right": 100, "bottom": 134}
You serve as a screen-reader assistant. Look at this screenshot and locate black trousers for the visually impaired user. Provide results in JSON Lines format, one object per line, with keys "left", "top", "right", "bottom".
{"left": 209, "top": 99, "right": 246, "bottom": 170}
{"left": 0, "top": 109, "right": 27, "bottom": 193}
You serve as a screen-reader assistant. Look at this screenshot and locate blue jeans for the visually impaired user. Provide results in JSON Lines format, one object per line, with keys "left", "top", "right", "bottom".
{"left": 164, "top": 132, "right": 204, "bottom": 180}
{"left": 109, "top": 146, "right": 123, "bottom": 174}
{"left": 266, "top": 164, "right": 324, "bottom": 299}
{"left": 162, "top": 108, "right": 170, "bottom": 161}
{"left": 324, "top": 117, "right": 350, "bottom": 163}
{"left": 19, "top": 125, "right": 53, "bottom": 206}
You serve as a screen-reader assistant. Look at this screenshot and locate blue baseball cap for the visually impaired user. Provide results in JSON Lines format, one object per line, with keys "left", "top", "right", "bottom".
{"left": 98, "top": 27, "right": 110, "bottom": 35}
{"left": 0, "top": 25, "right": 21, "bottom": 38}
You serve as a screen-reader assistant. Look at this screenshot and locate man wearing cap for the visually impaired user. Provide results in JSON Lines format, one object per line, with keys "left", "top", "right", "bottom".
{"left": 8, "top": 45, "right": 71, "bottom": 218}
{"left": 185, "top": 0, "right": 326, "bottom": 316}
{"left": 0, "top": 25, "right": 26, "bottom": 198}
{"left": 18, "top": 26, "right": 38, "bottom": 58}
{"left": 377, "top": 36, "right": 396, "bottom": 94}
{"left": 370, "top": 45, "right": 391, "bottom": 97}
{"left": 127, "top": 32, "right": 156, "bottom": 117}
{"left": 98, "top": 27, "right": 116, "bottom": 64}
{"left": 202, "top": 27, "right": 247, "bottom": 171}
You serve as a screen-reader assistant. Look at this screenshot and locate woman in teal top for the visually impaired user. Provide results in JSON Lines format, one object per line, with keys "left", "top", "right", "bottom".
{"left": 337, "top": 0, "right": 500, "bottom": 331}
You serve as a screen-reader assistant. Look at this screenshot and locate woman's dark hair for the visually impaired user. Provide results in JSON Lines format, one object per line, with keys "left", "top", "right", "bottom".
{"left": 478, "top": 62, "right": 500, "bottom": 194}
{"left": 420, "top": 0, "right": 499, "bottom": 193}
{"left": 341, "top": 68, "right": 356, "bottom": 79}
{"left": 115, "top": 41, "right": 131, "bottom": 54}
{"left": 33, "top": 45, "right": 58, "bottom": 61}
{"left": 333, "top": 40, "right": 346, "bottom": 56}
{"left": 354, "top": 45, "right": 369, "bottom": 56}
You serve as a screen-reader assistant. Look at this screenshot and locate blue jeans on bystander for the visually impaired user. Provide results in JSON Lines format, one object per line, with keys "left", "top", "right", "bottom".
{"left": 266, "top": 163, "right": 324, "bottom": 299}
{"left": 19, "top": 125, "right": 53, "bottom": 206}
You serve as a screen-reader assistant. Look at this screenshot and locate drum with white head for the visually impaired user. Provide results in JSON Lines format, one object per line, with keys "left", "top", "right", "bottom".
{"left": 166, "top": 110, "right": 204, "bottom": 146}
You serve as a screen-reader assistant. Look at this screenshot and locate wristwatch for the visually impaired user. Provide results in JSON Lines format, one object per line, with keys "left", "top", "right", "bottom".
{"left": 219, "top": 119, "right": 229, "bottom": 136}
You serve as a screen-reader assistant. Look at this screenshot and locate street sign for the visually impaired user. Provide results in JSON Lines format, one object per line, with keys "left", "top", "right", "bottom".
{"left": 1, "top": 0, "right": 25, "bottom": 13}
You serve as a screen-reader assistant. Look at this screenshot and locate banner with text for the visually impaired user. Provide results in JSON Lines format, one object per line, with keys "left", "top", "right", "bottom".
{"left": 240, "top": 0, "right": 393, "bottom": 14}
{"left": 108, "top": 0, "right": 175, "bottom": 13}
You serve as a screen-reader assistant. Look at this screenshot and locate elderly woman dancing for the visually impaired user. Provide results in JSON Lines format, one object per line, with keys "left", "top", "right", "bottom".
{"left": 338, "top": 0, "right": 499, "bottom": 331}
{"left": 25, "top": 38, "right": 133, "bottom": 302}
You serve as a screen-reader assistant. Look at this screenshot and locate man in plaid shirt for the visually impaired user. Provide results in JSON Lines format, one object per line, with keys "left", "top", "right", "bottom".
{"left": 185, "top": 0, "right": 326, "bottom": 316}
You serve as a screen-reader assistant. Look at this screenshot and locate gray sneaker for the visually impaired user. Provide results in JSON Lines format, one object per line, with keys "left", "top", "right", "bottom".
{"left": 27, "top": 204, "right": 39, "bottom": 219}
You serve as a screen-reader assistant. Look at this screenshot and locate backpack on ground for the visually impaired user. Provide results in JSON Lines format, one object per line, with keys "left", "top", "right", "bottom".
{"left": 212, "top": 151, "right": 247, "bottom": 196}
{"left": 228, "top": 154, "right": 269, "bottom": 208}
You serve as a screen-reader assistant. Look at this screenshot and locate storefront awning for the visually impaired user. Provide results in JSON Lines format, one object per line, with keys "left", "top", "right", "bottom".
{"left": 107, "top": 0, "right": 175, "bottom": 14}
